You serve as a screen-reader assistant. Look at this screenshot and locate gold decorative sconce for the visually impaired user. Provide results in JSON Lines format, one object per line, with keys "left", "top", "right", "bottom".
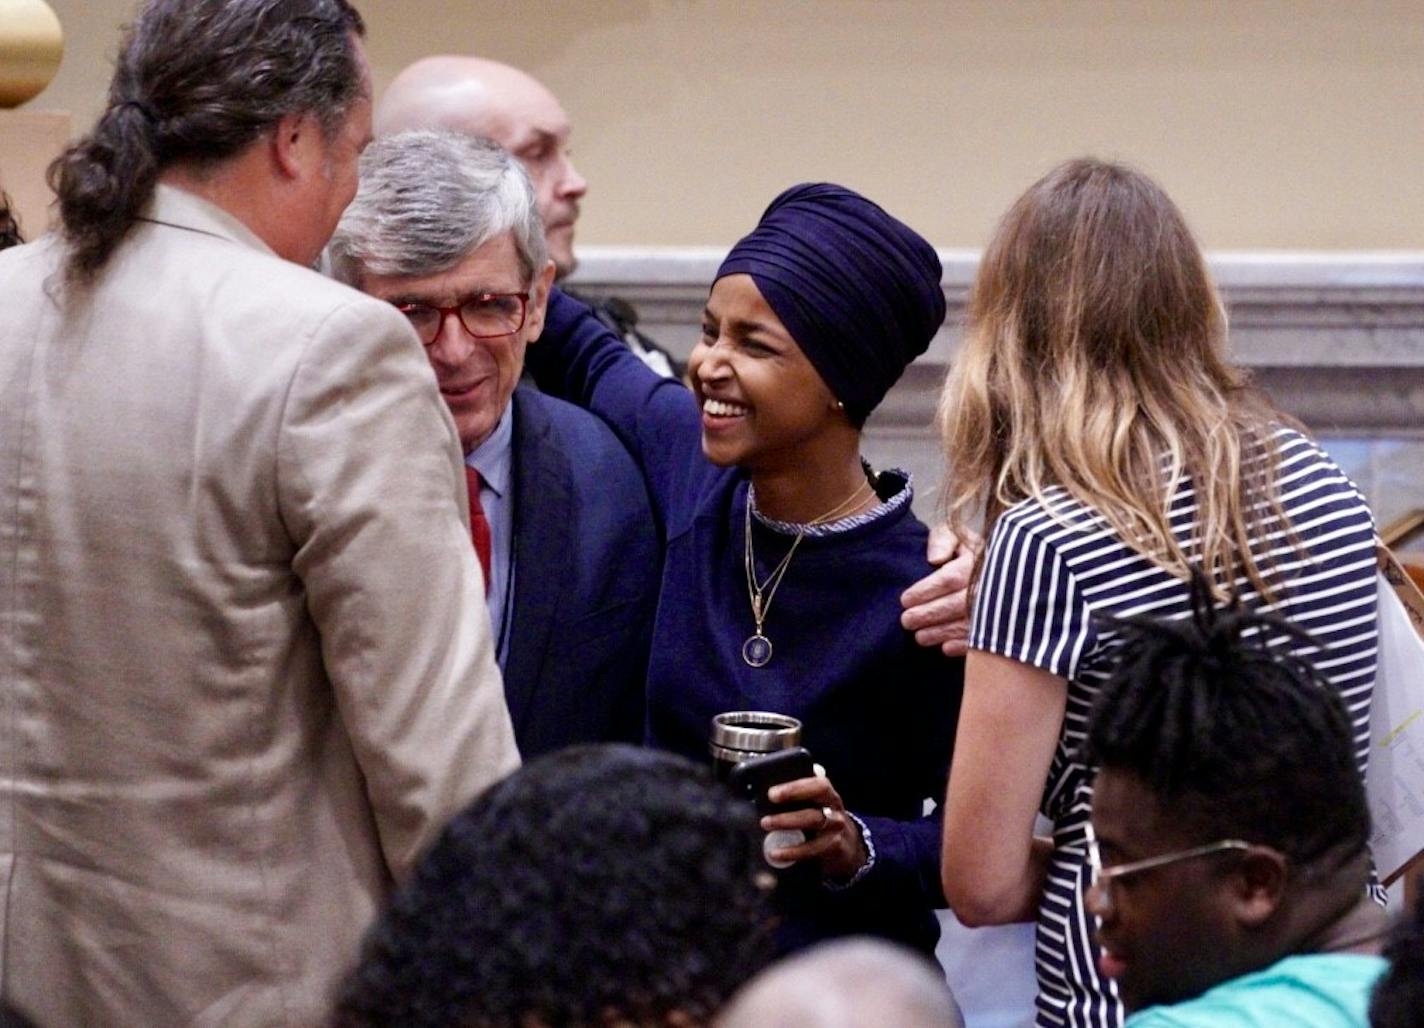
{"left": 0, "top": 0, "right": 64, "bottom": 109}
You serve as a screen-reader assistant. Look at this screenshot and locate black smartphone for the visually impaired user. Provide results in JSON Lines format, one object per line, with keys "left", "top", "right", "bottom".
{"left": 726, "top": 746, "right": 817, "bottom": 816}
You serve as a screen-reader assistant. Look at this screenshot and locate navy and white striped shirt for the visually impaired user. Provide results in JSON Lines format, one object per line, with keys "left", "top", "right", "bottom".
{"left": 970, "top": 427, "right": 1379, "bottom": 1028}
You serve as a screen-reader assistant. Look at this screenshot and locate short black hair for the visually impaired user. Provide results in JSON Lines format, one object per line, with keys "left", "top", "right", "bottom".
{"left": 333, "top": 744, "right": 773, "bottom": 1028}
{"left": 1369, "top": 892, "right": 1424, "bottom": 1028}
{"left": 1082, "top": 572, "right": 1369, "bottom": 866}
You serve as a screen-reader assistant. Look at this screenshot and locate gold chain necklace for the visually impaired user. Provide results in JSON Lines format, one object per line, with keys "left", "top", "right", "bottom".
{"left": 741, "top": 477, "right": 874, "bottom": 668}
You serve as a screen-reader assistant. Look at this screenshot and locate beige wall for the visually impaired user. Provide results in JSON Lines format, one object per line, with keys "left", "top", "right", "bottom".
{"left": 20, "top": 0, "right": 1424, "bottom": 250}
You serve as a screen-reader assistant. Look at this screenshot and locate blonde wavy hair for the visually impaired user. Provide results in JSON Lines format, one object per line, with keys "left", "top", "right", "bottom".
{"left": 940, "top": 158, "right": 1293, "bottom": 599}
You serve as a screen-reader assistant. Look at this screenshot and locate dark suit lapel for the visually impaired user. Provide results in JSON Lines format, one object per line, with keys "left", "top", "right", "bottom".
{"left": 502, "top": 389, "right": 574, "bottom": 739}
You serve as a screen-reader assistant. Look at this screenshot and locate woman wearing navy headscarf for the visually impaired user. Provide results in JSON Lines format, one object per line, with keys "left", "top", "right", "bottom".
{"left": 528, "top": 184, "right": 962, "bottom": 954}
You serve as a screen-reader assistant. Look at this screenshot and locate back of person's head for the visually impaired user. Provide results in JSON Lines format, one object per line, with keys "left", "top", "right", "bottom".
{"left": 0, "top": 192, "right": 22, "bottom": 251}
{"left": 375, "top": 56, "right": 544, "bottom": 142}
{"left": 327, "top": 130, "right": 547, "bottom": 289}
{"left": 333, "top": 744, "right": 773, "bottom": 1028}
{"left": 1370, "top": 893, "right": 1424, "bottom": 1028}
{"left": 48, "top": 0, "right": 366, "bottom": 284}
{"left": 1084, "top": 574, "right": 1367, "bottom": 867}
{"left": 715, "top": 939, "right": 964, "bottom": 1028}
{"left": 940, "top": 157, "right": 1287, "bottom": 597}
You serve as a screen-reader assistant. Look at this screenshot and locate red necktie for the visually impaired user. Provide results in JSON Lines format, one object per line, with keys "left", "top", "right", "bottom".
{"left": 465, "top": 466, "right": 492, "bottom": 595}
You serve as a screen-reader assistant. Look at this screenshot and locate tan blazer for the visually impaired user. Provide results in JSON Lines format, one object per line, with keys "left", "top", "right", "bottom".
{"left": 0, "top": 186, "right": 520, "bottom": 1026}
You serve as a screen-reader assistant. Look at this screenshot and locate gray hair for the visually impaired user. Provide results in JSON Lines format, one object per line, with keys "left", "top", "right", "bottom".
{"left": 715, "top": 939, "right": 965, "bottom": 1028}
{"left": 50, "top": 0, "right": 366, "bottom": 283}
{"left": 328, "top": 131, "right": 547, "bottom": 287}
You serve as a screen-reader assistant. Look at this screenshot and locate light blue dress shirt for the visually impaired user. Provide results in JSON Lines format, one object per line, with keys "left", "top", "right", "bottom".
{"left": 465, "top": 403, "right": 514, "bottom": 663}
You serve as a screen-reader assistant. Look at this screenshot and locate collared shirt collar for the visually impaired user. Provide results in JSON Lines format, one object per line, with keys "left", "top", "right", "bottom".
{"left": 464, "top": 400, "right": 514, "bottom": 499}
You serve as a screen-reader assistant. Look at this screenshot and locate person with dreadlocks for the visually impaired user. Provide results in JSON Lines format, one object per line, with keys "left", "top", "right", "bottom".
{"left": 1083, "top": 580, "right": 1388, "bottom": 1026}
{"left": 937, "top": 158, "right": 1381, "bottom": 1028}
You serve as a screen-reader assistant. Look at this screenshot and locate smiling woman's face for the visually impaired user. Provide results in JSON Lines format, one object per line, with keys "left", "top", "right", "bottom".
{"left": 689, "top": 273, "right": 841, "bottom": 471}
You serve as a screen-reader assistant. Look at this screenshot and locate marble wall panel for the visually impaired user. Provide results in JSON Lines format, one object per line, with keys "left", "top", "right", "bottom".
{"left": 568, "top": 249, "right": 1424, "bottom": 538}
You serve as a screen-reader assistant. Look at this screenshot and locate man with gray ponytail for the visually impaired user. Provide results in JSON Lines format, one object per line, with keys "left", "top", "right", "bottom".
{"left": 0, "top": 2, "right": 519, "bottom": 1025}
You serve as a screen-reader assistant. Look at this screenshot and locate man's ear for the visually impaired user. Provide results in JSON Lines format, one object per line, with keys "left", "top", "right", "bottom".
{"left": 269, "top": 111, "right": 321, "bottom": 180}
{"left": 523, "top": 259, "right": 558, "bottom": 343}
{"left": 1231, "top": 847, "right": 1289, "bottom": 928}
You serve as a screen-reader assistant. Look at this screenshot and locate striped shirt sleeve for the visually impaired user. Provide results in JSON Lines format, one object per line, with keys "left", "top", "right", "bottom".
{"left": 970, "top": 507, "right": 1096, "bottom": 680}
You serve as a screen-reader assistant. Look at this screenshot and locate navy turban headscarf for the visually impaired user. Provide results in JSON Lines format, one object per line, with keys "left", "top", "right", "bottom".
{"left": 714, "top": 183, "right": 945, "bottom": 426}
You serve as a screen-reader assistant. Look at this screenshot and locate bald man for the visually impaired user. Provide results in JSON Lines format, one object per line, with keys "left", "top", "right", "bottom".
{"left": 717, "top": 940, "right": 965, "bottom": 1028}
{"left": 378, "top": 57, "right": 586, "bottom": 278}
{"left": 376, "top": 55, "right": 679, "bottom": 377}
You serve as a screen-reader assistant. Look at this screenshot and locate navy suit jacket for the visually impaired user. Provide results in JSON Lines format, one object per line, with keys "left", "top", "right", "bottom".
{"left": 500, "top": 385, "right": 659, "bottom": 757}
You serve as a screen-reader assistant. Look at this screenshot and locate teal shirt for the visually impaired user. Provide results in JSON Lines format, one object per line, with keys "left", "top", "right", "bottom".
{"left": 1127, "top": 954, "right": 1387, "bottom": 1027}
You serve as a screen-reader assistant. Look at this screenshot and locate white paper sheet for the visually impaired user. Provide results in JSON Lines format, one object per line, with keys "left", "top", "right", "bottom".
{"left": 1366, "top": 551, "right": 1424, "bottom": 885}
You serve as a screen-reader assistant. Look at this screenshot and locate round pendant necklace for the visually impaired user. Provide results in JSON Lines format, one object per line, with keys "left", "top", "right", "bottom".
{"left": 742, "top": 477, "right": 874, "bottom": 668}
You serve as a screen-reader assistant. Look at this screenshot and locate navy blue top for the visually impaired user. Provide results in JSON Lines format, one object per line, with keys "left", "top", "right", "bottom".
{"left": 529, "top": 289, "right": 963, "bottom": 954}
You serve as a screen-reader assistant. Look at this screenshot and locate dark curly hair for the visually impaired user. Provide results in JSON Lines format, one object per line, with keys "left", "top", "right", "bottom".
{"left": 48, "top": 0, "right": 365, "bottom": 284}
{"left": 0, "top": 192, "right": 21, "bottom": 250}
{"left": 1370, "top": 892, "right": 1424, "bottom": 1028}
{"left": 332, "top": 745, "right": 774, "bottom": 1028}
{"left": 1082, "top": 571, "right": 1369, "bottom": 867}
